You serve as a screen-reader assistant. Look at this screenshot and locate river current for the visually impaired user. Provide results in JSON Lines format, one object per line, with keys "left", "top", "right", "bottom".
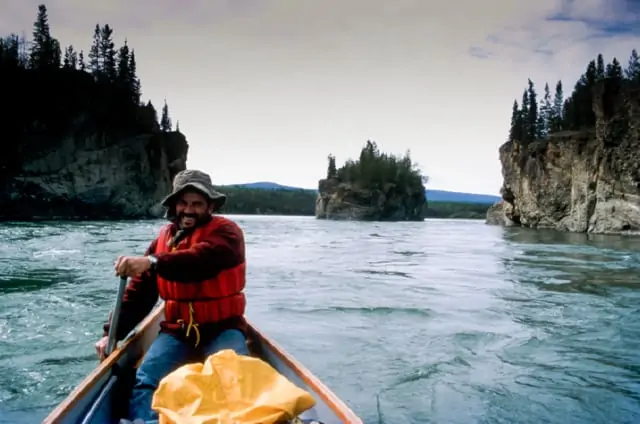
{"left": 0, "top": 216, "right": 639, "bottom": 423}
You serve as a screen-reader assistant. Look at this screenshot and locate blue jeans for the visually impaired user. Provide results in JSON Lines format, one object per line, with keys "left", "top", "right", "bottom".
{"left": 127, "top": 329, "right": 250, "bottom": 423}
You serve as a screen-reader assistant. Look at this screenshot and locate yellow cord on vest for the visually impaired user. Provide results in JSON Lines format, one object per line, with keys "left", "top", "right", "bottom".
{"left": 176, "top": 303, "right": 200, "bottom": 347}
{"left": 170, "top": 243, "right": 201, "bottom": 347}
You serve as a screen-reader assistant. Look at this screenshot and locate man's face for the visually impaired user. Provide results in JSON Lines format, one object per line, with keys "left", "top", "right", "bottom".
{"left": 175, "top": 191, "right": 212, "bottom": 228}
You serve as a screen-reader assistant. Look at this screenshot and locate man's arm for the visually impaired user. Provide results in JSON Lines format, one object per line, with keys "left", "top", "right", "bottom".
{"left": 102, "top": 238, "right": 160, "bottom": 340}
{"left": 154, "top": 222, "right": 245, "bottom": 282}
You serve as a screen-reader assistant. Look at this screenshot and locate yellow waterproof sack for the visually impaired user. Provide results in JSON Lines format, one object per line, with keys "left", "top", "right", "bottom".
{"left": 151, "top": 349, "right": 316, "bottom": 424}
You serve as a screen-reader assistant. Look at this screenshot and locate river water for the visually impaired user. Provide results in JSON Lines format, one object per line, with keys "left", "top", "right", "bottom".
{"left": 0, "top": 216, "right": 639, "bottom": 424}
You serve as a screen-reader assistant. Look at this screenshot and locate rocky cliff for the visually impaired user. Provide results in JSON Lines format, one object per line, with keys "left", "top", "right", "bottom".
{"left": 315, "top": 177, "right": 426, "bottom": 221}
{"left": 0, "top": 130, "right": 188, "bottom": 220}
{"left": 488, "top": 80, "right": 640, "bottom": 234}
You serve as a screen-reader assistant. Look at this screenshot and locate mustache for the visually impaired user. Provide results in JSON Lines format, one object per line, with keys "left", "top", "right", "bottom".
{"left": 178, "top": 212, "right": 199, "bottom": 220}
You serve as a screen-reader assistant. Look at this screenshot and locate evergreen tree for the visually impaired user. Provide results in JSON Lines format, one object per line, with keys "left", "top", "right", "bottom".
{"left": 526, "top": 79, "right": 538, "bottom": 141}
{"left": 160, "top": 99, "right": 172, "bottom": 131}
{"left": 129, "top": 49, "right": 141, "bottom": 104}
{"left": 539, "top": 82, "right": 551, "bottom": 137}
{"left": 29, "top": 4, "right": 58, "bottom": 70}
{"left": 51, "top": 38, "right": 61, "bottom": 67}
{"left": 116, "top": 41, "right": 130, "bottom": 86}
{"left": 78, "top": 50, "right": 85, "bottom": 71}
{"left": 62, "top": 45, "right": 77, "bottom": 69}
{"left": 549, "top": 80, "right": 563, "bottom": 133}
{"left": 100, "top": 24, "right": 117, "bottom": 82}
{"left": 176, "top": 120, "right": 180, "bottom": 133}
{"left": 508, "top": 100, "right": 520, "bottom": 141}
{"left": 0, "top": 34, "right": 23, "bottom": 68}
{"left": 585, "top": 59, "right": 597, "bottom": 86}
{"left": 88, "top": 24, "right": 100, "bottom": 75}
{"left": 596, "top": 54, "right": 605, "bottom": 80}
{"left": 327, "top": 154, "right": 337, "bottom": 178}
{"left": 520, "top": 89, "right": 529, "bottom": 142}
{"left": 624, "top": 49, "right": 639, "bottom": 83}
{"left": 562, "top": 97, "right": 574, "bottom": 130}
{"left": 606, "top": 57, "right": 623, "bottom": 80}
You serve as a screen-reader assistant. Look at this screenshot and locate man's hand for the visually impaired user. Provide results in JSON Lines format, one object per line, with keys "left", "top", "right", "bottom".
{"left": 95, "top": 335, "right": 109, "bottom": 361}
{"left": 114, "top": 255, "right": 151, "bottom": 278}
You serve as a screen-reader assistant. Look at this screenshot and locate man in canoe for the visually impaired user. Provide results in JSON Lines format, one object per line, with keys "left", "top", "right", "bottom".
{"left": 95, "top": 169, "right": 250, "bottom": 423}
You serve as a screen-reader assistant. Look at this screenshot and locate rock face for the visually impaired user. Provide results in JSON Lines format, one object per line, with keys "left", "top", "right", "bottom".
{"left": 487, "top": 81, "right": 640, "bottom": 234}
{"left": 315, "top": 177, "right": 426, "bottom": 221}
{"left": 0, "top": 131, "right": 188, "bottom": 220}
{"left": 485, "top": 200, "right": 514, "bottom": 226}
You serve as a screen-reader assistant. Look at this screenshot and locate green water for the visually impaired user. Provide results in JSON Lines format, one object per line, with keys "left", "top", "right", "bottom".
{"left": 0, "top": 216, "right": 639, "bottom": 424}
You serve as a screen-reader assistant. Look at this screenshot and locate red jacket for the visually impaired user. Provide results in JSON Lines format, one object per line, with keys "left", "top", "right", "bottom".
{"left": 103, "top": 215, "right": 247, "bottom": 344}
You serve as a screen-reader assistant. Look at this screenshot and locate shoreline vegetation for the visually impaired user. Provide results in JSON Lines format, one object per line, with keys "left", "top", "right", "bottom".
{"left": 216, "top": 185, "right": 491, "bottom": 219}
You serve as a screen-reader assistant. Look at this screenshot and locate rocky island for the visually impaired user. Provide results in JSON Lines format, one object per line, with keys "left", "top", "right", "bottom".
{"left": 315, "top": 141, "right": 427, "bottom": 221}
{"left": 0, "top": 4, "right": 187, "bottom": 220}
{"left": 487, "top": 50, "right": 640, "bottom": 234}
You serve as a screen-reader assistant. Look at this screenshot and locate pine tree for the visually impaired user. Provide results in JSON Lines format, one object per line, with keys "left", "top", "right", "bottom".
{"left": 62, "top": 45, "right": 77, "bottom": 69}
{"left": 327, "top": 154, "right": 337, "bottom": 178}
{"left": 550, "top": 80, "right": 563, "bottom": 132}
{"left": 51, "top": 38, "right": 61, "bottom": 67}
{"left": 176, "top": 121, "right": 181, "bottom": 133}
{"left": 29, "top": 4, "right": 58, "bottom": 70}
{"left": 526, "top": 79, "right": 538, "bottom": 142}
{"left": 562, "top": 97, "right": 574, "bottom": 130}
{"left": 100, "top": 24, "right": 117, "bottom": 82}
{"left": 116, "top": 41, "right": 130, "bottom": 86}
{"left": 606, "top": 57, "right": 623, "bottom": 80}
{"left": 128, "top": 49, "right": 141, "bottom": 104}
{"left": 508, "top": 100, "right": 520, "bottom": 141}
{"left": 596, "top": 54, "right": 605, "bottom": 80}
{"left": 88, "top": 24, "right": 101, "bottom": 76}
{"left": 625, "top": 49, "right": 640, "bottom": 84}
{"left": 78, "top": 50, "right": 85, "bottom": 71}
{"left": 539, "top": 82, "right": 552, "bottom": 137}
{"left": 160, "top": 99, "right": 172, "bottom": 131}
{"left": 520, "top": 89, "right": 529, "bottom": 142}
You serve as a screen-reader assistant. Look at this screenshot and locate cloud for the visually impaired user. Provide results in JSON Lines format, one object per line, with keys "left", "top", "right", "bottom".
{"left": 471, "top": 0, "right": 640, "bottom": 90}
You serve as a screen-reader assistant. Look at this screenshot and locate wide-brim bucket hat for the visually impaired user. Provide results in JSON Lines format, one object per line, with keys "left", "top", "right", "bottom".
{"left": 161, "top": 169, "right": 227, "bottom": 210}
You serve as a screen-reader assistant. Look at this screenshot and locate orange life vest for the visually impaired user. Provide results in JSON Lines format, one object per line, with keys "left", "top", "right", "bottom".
{"left": 155, "top": 216, "right": 246, "bottom": 346}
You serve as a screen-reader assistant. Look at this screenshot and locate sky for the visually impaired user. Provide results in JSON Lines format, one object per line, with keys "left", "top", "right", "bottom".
{"left": 3, "top": 0, "right": 640, "bottom": 195}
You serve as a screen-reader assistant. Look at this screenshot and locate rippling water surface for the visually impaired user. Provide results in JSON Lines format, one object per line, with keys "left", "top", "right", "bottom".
{"left": 1, "top": 216, "right": 639, "bottom": 423}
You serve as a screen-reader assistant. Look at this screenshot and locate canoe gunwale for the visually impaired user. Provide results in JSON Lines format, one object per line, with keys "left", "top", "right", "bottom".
{"left": 246, "top": 318, "right": 363, "bottom": 423}
{"left": 43, "top": 306, "right": 363, "bottom": 424}
{"left": 41, "top": 305, "right": 164, "bottom": 424}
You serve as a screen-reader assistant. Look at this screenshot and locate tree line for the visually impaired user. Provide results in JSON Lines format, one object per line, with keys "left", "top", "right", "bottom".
{"left": 508, "top": 49, "right": 640, "bottom": 143}
{"left": 0, "top": 3, "right": 176, "bottom": 135}
{"left": 216, "top": 185, "right": 488, "bottom": 219}
{"left": 326, "top": 140, "right": 428, "bottom": 192}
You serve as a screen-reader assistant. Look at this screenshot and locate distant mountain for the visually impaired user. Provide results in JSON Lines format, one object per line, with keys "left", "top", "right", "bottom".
{"left": 225, "top": 181, "right": 501, "bottom": 204}
{"left": 228, "top": 181, "right": 304, "bottom": 191}
{"left": 424, "top": 190, "right": 500, "bottom": 204}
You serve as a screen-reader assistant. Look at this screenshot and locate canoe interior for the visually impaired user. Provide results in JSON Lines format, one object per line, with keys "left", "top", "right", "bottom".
{"left": 43, "top": 305, "right": 362, "bottom": 424}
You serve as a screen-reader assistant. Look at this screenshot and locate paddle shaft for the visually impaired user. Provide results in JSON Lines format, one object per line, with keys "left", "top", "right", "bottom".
{"left": 105, "top": 276, "right": 128, "bottom": 356}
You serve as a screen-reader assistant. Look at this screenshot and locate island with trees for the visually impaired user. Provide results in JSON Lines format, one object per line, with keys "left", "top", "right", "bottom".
{"left": 0, "top": 4, "right": 187, "bottom": 220}
{"left": 314, "top": 141, "right": 427, "bottom": 221}
{"left": 487, "top": 49, "right": 640, "bottom": 234}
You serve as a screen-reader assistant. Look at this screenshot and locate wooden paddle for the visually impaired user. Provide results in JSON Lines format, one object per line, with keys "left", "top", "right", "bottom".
{"left": 105, "top": 276, "right": 128, "bottom": 357}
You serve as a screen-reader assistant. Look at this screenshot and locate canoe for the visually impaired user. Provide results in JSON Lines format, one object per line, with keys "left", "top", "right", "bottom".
{"left": 43, "top": 304, "right": 363, "bottom": 424}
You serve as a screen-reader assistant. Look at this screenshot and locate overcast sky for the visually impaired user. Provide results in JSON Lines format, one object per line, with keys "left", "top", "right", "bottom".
{"left": 3, "top": 0, "right": 640, "bottom": 194}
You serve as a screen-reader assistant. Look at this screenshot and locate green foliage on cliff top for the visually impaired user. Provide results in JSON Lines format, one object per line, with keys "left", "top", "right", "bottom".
{"left": 0, "top": 4, "right": 182, "bottom": 177}
{"left": 508, "top": 49, "right": 640, "bottom": 143}
{"left": 325, "top": 140, "right": 427, "bottom": 192}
